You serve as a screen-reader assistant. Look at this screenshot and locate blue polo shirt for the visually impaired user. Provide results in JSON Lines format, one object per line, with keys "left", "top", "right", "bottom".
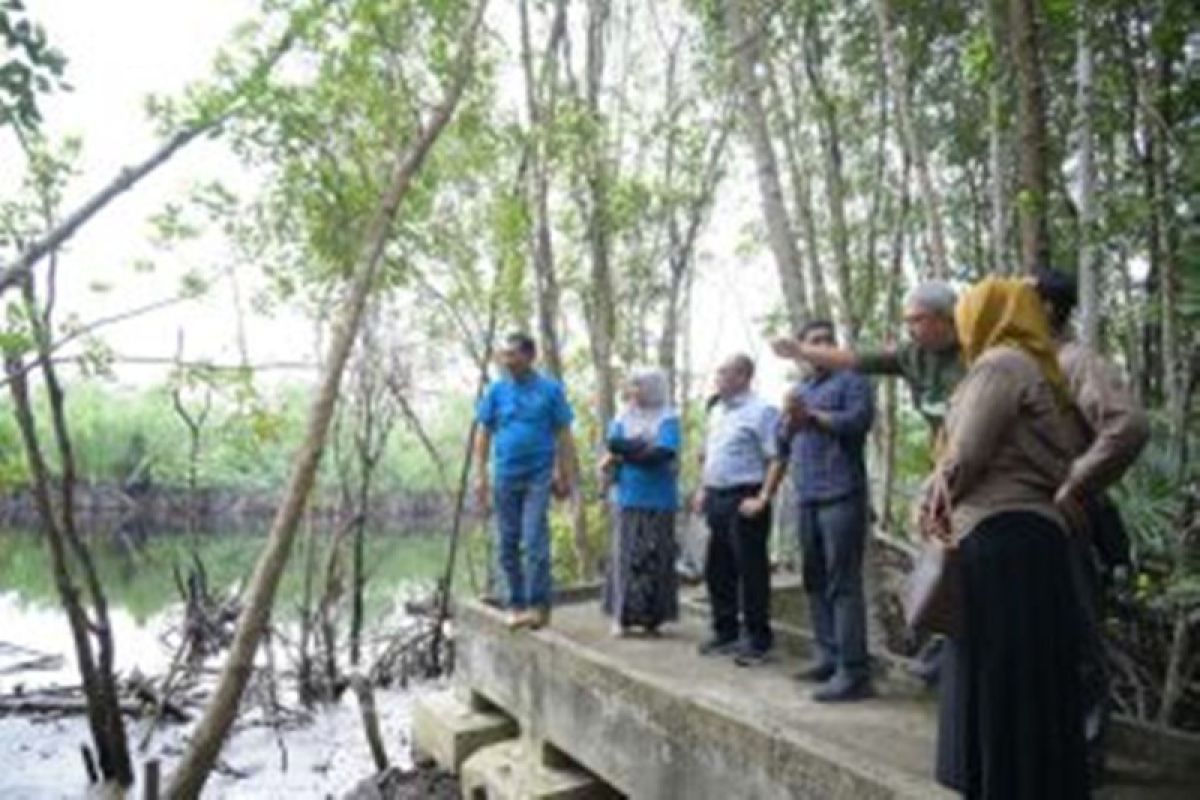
{"left": 476, "top": 372, "right": 574, "bottom": 481}
{"left": 609, "top": 416, "right": 682, "bottom": 511}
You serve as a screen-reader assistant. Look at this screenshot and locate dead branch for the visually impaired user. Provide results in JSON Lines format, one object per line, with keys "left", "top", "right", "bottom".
{"left": 0, "top": 15, "right": 304, "bottom": 296}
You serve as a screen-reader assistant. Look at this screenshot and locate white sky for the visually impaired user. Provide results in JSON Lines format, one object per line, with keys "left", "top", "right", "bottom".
{"left": 3, "top": 1, "right": 790, "bottom": 404}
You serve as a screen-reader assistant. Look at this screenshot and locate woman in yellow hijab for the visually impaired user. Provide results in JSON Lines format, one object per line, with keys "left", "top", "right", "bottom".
{"left": 954, "top": 277, "right": 1069, "bottom": 404}
{"left": 931, "top": 276, "right": 1088, "bottom": 799}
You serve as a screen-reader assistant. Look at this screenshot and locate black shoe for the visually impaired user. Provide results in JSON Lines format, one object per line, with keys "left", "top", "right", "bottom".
{"left": 697, "top": 636, "right": 739, "bottom": 656}
{"left": 793, "top": 662, "right": 836, "bottom": 683}
{"left": 733, "top": 645, "right": 771, "bottom": 667}
{"left": 812, "top": 675, "right": 875, "bottom": 703}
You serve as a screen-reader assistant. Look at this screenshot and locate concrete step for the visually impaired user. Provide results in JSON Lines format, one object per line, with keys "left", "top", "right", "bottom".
{"left": 412, "top": 690, "right": 519, "bottom": 773}
{"left": 460, "top": 740, "right": 621, "bottom": 800}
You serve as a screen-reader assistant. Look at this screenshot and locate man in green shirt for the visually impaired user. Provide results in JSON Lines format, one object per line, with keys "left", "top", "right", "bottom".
{"left": 772, "top": 281, "right": 964, "bottom": 439}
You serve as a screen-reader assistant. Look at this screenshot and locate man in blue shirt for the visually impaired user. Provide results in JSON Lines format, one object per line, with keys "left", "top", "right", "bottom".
{"left": 772, "top": 320, "right": 876, "bottom": 702}
{"left": 474, "top": 333, "right": 577, "bottom": 630}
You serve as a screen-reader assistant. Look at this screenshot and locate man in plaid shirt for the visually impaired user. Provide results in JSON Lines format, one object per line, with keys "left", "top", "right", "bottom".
{"left": 771, "top": 319, "right": 876, "bottom": 702}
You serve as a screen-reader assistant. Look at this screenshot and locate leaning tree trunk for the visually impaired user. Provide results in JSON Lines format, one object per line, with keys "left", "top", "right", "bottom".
{"left": 725, "top": 0, "right": 810, "bottom": 328}
{"left": 1008, "top": 0, "right": 1052, "bottom": 274}
{"left": 5, "top": 320, "right": 134, "bottom": 788}
{"left": 871, "top": 0, "right": 950, "bottom": 280}
{"left": 164, "top": 4, "right": 489, "bottom": 796}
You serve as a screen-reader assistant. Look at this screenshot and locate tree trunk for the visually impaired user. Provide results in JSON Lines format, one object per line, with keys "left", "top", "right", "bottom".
{"left": 1074, "top": 5, "right": 1098, "bottom": 347}
{"left": 724, "top": 0, "right": 809, "bottom": 328}
{"left": 349, "top": 459, "right": 372, "bottom": 667}
{"left": 862, "top": 46, "right": 891, "bottom": 322}
{"left": 658, "top": 99, "right": 730, "bottom": 404}
{"left": 164, "top": 5, "right": 488, "bottom": 796}
{"left": 519, "top": 0, "right": 569, "bottom": 378}
{"left": 581, "top": 0, "right": 617, "bottom": 432}
{"left": 5, "top": 349, "right": 134, "bottom": 788}
{"left": 801, "top": 13, "right": 857, "bottom": 338}
{"left": 1007, "top": 0, "right": 1052, "bottom": 273}
{"left": 517, "top": 0, "right": 593, "bottom": 578}
{"left": 1117, "top": 9, "right": 1159, "bottom": 401}
{"left": 871, "top": 0, "right": 949, "bottom": 280}
{"left": 763, "top": 54, "right": 829, "bottom": 324}
{"left": 1147, "top": 5, "right": 1183, "bottom": 444}
{"left": 879, "top": 156, "right": 911, "bottom": 532}
{"left": 6, "top": 273, "right": 135, "bottom": 788}
{"left": 987, "top": 0, "right": 1009, "bottom": 274}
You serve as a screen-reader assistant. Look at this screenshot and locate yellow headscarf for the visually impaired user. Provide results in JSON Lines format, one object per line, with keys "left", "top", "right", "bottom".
{"left": 954, "top": 277, "right": 1069, "bottom": 405}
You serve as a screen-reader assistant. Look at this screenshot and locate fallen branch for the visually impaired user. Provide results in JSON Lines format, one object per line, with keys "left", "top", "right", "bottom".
{"left": 127, "top": 671, "right": 193, "bottom": 725}
{"left": 0, "top": 694, "right": 143, "bottom": 717}
{"left": 0, "top": 643, "right": 64, "bottom": 675}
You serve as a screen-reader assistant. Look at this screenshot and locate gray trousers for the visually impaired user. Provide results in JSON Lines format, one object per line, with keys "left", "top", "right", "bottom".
{"left": 798, "top": 493, "right": 870, "bottom": 681}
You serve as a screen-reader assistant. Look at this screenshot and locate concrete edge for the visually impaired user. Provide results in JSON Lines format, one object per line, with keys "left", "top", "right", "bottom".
{"left": 456, "top": 597, "right": 953, "bottom": 800}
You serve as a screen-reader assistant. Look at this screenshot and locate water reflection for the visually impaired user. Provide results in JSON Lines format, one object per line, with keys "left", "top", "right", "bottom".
{"left": 0, "top": 527, "right": 450, "bottom": 693}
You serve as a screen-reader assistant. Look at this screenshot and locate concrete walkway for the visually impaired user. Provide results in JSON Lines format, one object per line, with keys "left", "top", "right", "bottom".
{"left": 444, "top": 587, "right": 1198, "bottom": 799}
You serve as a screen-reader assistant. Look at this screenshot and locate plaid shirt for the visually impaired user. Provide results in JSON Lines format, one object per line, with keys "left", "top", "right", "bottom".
{"left": 777, "top": 370, "right": 874, "bottom": 503}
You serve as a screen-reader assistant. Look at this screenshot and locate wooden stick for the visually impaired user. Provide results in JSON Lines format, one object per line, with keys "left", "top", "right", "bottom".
{"left": 143, "top": 759, "right": 161, "bottom": 800}
{"left": 81, "top": 744, "right": 98, "bottom": 784}
{"left": 351, "top": 674, "right": 388, "bottom": 773}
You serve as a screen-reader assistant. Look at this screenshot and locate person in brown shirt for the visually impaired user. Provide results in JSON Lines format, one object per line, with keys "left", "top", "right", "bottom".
{"left": 1033, "top": 268, "right": 1149, "bottom": 508}
{"left": 927, "top": 277, "right": 1089, "bottom": 800}
{"left": 1034, "top": 267, "right": 1150, "bottom": 784}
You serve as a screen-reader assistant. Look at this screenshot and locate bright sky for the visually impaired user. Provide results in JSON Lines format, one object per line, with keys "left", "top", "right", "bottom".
{"left": 3, "top": 1, "right": 790, "bottom": 403}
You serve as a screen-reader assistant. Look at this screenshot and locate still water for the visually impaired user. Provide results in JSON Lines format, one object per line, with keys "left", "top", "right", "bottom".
{"left": 0, "top": 527, "right": 456, "bottom": 798}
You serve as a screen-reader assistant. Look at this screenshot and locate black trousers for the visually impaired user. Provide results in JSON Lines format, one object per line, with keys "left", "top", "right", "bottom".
{"left": 704, "top": 484, "right": 772, "bottom": 651}
{"left": 1068, "top": 529, "right": 1110, "bottom": 774}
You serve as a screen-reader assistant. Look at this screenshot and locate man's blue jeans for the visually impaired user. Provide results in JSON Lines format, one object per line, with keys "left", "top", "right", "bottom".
{"left": 797, "top": 493, "right": 869, "bottom": 682}
{"left": 494, "top": 469, "right": 554, "bottom": 610}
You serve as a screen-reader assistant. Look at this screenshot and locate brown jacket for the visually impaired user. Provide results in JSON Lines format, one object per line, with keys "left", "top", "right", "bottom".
{"left": 1059, "top": 340, "right": 1150, "bottom": 493}
{"left": 939, "top": 346, "right": 1075, "bottom": 539}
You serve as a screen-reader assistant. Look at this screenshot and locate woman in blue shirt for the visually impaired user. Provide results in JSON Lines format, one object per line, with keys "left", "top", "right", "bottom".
{"left": 601, "top": 368, "right": 682, "bottom": 637}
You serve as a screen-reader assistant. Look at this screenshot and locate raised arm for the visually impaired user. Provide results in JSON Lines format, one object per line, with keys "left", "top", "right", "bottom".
{"left": 772, "top": 338, "right": 861, "bottom": 372}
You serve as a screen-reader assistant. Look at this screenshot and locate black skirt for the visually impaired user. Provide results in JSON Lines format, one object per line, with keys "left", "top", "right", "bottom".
{"left": 603, "top": 508, "right": 680, "bottom": 628}
{"left": 936, "top": 511, "right": 1090, "bottom": 799}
